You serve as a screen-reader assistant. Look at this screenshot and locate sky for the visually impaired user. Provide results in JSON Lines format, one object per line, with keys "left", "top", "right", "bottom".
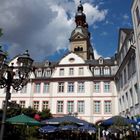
{"left": 0, "top": 0, "right": 132, "bottom": 62}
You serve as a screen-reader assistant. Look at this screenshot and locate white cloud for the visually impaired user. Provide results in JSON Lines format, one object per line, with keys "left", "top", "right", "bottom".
{"left": 94, "top": 49, "right": 102, "bottom": 59}
{"left": 0, "top": 0, "right": 108, "bottom": 61}
{"left": 84, "top": 3, "right": 108, "bottom": 25}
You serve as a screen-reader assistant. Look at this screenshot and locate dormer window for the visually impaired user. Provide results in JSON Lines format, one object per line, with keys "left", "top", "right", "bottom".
{"left": 43, "top": 69, "right": 51, "bottom": 77}
{"left": 36, "top": 69, "right": 42, "bottom": 77}
{"left": 94, "top": 67, "right": 100, "bottom": 76}
{"left": 44, "top": 60, "right": 50, "bottom": 67}
{"left": 99, "top": 58, "right": 103, "bottom": 64}
{"left": 104, "top": 66, "right": 110, "bottom": 75}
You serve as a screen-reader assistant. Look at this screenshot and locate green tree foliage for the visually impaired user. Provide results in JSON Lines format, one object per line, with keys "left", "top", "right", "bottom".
{"left": 39, "top": 108, "right": 52, "bottom": 120}
{"left": 21, "top": 107, "right": 37, "bottom": 118}
{"left": 6, "top": 106, "right": 21, "bottom": 118}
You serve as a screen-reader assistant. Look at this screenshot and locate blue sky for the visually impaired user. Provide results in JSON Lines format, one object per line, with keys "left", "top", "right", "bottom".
{"left": 0, "top": 0, "right": 133, "bottom": 61}
{"left": 91, "top": 0, "right": 132, "bottom": 58}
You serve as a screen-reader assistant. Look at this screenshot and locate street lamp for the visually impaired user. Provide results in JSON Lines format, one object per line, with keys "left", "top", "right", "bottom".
{"left": 0, "top": 47, "right": 33, "bottom": 140}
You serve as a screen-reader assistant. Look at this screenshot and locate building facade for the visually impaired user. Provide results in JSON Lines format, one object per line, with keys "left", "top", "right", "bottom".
{"left": 0, "top": 3, "right": 119, "bottom": 124}
{"left": 115, "top": 28, "right": 139, "bottom": 117}
{"left": 1, "top": 1, "right": 140, "bottom": 123}
{"left": 131, "top": 0, "right": 140, "bottom": 114}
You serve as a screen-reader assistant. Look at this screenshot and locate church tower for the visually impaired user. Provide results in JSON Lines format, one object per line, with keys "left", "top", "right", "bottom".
{"left": 69, "top": 1, "right": 94, "bottom": 60}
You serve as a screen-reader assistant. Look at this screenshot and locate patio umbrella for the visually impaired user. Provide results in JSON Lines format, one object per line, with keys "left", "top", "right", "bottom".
{"left": 39, "top": 125, "right": 58, "bottom": 133}
{"left": 108, "top": 127, "right": 120, "bottom": 134}
{"left": 59, "top": 124, "right": 78, "bottom": 131}
{"left": 6, "top": 114, "right": 41, "bottom": 126}
{"left": 79, "top": 125, "right": 96, "bottom": 133}
{"left": 101, "top": 116, "right": 136, "bottom": 126}
{"left": 42, "top": 115, "right": 89, "bottom": 126}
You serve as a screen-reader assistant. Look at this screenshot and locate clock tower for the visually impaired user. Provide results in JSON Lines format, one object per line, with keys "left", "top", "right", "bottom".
{"left": 69, "top": 1, "right": 94, "bottom": 60}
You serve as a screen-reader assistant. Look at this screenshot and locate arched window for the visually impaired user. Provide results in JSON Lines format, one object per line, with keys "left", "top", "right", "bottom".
{"left": 104, "top": 67, "right": 110, "bottom": 75}
{"left": 94, "top": 67, "right": 100, "bottom": 76}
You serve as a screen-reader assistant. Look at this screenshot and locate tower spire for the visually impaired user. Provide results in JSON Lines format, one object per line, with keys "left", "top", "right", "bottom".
{"left": 75, "top": 1, "right": 88, "bottom": 28}
{"left": 69, "top": 1, "right": 94, "bottom": 60}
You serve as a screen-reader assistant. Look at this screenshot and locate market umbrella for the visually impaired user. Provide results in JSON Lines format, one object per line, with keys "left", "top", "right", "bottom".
{"left": 39, "top": 125, "right": 58, "bottom": 133}
{"left": 42, "top": 115, "right": 89, "bottom": 126}
{"left": 108, "top": 127, "right": 120, "bottom": 134}
{"left": 6, "top": 114, "right": 41, "bottom": 126}
{"left": 59, "top": 124, "right": 78, "bottom": 131}
{"left": 101, "top": 116, "right": 137, "bottom": 126}
{"left": 79, "top": 125, "right": 96, "bottom": 133}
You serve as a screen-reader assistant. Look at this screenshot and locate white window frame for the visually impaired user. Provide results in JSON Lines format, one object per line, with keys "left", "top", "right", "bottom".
{"left": 78, "top": 101, "right": 85, "bottom": 113}
{"left": 58, "top": 82, "right": 64, "bottom": 93}
{"left": 43, "top": 83, "right": 50, "bottom": 93}
{"left": 104, "top": 82, "right": 110, "bottom": 92}
{"left": 104, "top": 101, "right": 111, "bottom": 113}
{"left": 68, "top": 82, "right": 74, "bottom": 93}
{"left": 94, "top": 101, "right": 101, "bottom": 113}
{"left": 57, "top": 101, "right": 64, "bottom": 113}
{"left": 42, "top": 101, "right": 49, "bottom": 110}
{"left": 78, "top": 82, "right": 85, "bottom": 93}
{"left": 67, "top": 101, "right": 74, "bottom": 113}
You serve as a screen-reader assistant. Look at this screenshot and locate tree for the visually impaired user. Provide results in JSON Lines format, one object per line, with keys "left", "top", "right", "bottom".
{"left": 39, "top": 108, "right": 52, "bottom": 120}
{"left": 21, "top": 107, "right": 37, "bottom": 118}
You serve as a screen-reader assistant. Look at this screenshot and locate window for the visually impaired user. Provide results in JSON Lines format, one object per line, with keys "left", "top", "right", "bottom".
{"left": 34, "top": 83, "right": 41, "bottom": 93}
{"left": 94, "top": 67, "right": 100, "bottom": 76}
{"left": 36, "top": 69, "right": 42, "bottom": 77}
{"left": 43, "top": 83, "right": 50, "bottom": 93}
{"left": 123, "top": 68, "right": 127, "bottom": 85}
{"left": 11, "top": 100, "right": 17, "bottom": 104}
{"left": 78, "top": 82, "right": 85, "bottom": 93}
{"left": 94, "top": 101, "right": 101, "bottom": 113}
{"left": 136, "top": 6, "right": 140, "bottom": 25}
{"left": 94, "top": 82, "right": 100, "bottom": 93}
{"left": 58, "top": 82, "right": 64, "bottom": 92}
{"left": 130, "top": 88, "right": 133, "bottom": 107}
{"left": 33, "top": 101, "right": 39, "bottom": 110}
{"left": 67, "top": 101, "right": 74, "bottom": 113}
{"left": 134, "top": 83, "right": 138, "bottom": 94}
{"left": 59, "top": 68, "right": 64, "bottom": 76}
{"left": 99, "top": 58, "right": 103, "bottom": 64}
{"left": 104, "top": 67, "right": 110, "bottom": 75}
{"left": 79, "top": 67, "right": 84, "bottom": 75}
{"left": 43, "top": 69, "right": 51, "bottom": 77}
{"left": 68, "top": 82, "right": 74, "bottom": 92}
{"left": 128, "top": 60, "right": 131, "bottom": 79}
{"left": 57, "top": 101, "right": 64, "bottom": 113}
{"left": 78, "top": 101, "right": 84, "bottom": 113}
{"left": 69, "top": 68, "right": 74, "bottom": 75}
{"left": 42, "top": 101, "right": 49, "bottom": 110}
{"left": 134, "top": 83, "right": 138, "bottom": 104}
{"left": 132, "top": 55, "right": 136, "bottom": 74}
{"left": 119, "top": 98, "right": 122, "bottom": 112}
{"left": 104, "top": 101, "right": 111, "bottom": 113}
{"left": 19, "top": 101, "right": 25, "bottom": 108}
{"left": 125, "top": 92, "right": 128, "bottom": 108}
{"left": 104, "top": 82, "right": 110, "bottom": 92}
{"left": 20, "top": 85, "right": 27, "bottom": 93}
